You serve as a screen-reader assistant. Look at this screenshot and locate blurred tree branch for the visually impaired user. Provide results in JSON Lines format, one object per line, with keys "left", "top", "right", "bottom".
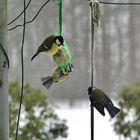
{"left": 113, "top": 81, "right": 140, "bottom": 140}
{"left": 9, "top": 80, "right": 68, "bottom": 140}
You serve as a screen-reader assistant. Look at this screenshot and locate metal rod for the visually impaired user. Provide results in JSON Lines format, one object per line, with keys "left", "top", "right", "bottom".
{"left": 91, "top": 106, "right": 94, "bottom": 140}
{"left": 90, "top": 3, "right": 95, "bottom": 140}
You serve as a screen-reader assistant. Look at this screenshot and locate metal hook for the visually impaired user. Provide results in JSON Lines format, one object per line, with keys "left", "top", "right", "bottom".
{"left": 89, "top": 0, "right": 99, "bottom": 6}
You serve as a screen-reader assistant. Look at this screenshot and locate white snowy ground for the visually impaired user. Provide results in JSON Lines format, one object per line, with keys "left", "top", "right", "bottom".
{"left": 56, "top": 101, "right": 119, "bottom": 140}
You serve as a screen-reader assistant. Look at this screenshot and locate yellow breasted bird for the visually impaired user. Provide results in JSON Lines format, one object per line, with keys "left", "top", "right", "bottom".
{"left": 53, "top": 47, "right": 70, "bottom": 66}
{"left": 88, "top": 86, "right": 120, "bottom": 118}
{"left": 41, "top": 63, "right": 73, "bottom": 89}
{"left": 31, "top": 35, "right": 64, "bottom": 61}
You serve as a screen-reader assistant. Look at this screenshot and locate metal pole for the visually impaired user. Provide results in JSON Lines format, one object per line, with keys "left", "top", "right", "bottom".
{"left": 91, "top": 106, "right": 94, "bottom": 140}
{"left": 90, "top": 2, "right": 95, "bottom": 140}
{"left": 0, "top": 0, "right": 9, "bottom": 139}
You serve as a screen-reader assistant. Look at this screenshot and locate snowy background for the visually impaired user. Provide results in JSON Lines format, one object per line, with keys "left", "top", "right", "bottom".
{"left": 56, "top": 101, "right": 119, "bottom": 140}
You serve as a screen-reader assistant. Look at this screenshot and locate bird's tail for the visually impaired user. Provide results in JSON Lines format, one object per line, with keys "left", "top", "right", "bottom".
{"left": 41, "top": 76, "right": 54, "bottom": 89}
{"left": 31, "top": 52, "right": 38, "bottom": 61}
{"left": 106, "top": 103, "right": 120, "bottom": 118}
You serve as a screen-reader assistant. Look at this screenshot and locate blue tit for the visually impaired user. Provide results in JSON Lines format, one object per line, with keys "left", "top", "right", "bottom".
{"left": 88, "top": 86, "right": 120, "bottom": 118}
{"left": 41, "top": 63, "right": 73, "bottom": 89}
{"left": 31, "top": 35, "right": 64, "bottom": 61}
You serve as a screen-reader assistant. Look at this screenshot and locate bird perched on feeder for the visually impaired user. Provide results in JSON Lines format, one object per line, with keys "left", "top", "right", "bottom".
{"left": 31, "top": 35, "right": 64, "bottom": 61}
{"left": 41, "top": 63, "right": 73, "bottom": 89}
{"left": 53, "top": 46, "right": 71, "bottom": 68}
{"left": 88, "top": 86, "right": 120, "bottom": 118}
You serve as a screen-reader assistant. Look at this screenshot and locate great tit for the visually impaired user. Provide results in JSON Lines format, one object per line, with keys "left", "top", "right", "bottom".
{"left": 88, "top": 86, "right": 120, "bottom": 118}
{"left": 41, "top": 63, "right": 73, "bottom": 89}
{"left": 31, "top": 35, "right": 64, "bottom": 61}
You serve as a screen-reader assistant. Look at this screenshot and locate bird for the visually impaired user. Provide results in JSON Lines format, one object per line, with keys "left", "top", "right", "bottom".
{"left": 88, "top": 86, "right": 120, "bottom": 118}
{"left": 41, "top": 63, "right": 73, "bottom": 89}
{"left": 31, "top": 35, "right": 64, "bottom": 61}
{"left": 53, "top": 47, "right": 71, "bottom": 69}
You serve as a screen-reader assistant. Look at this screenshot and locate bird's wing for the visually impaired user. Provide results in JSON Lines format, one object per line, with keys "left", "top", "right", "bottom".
{"left": 43, "top": 36, "right": 55, "bottom": 49}
{"left": 94, "top": 103, "right": 105, "bottom": 116}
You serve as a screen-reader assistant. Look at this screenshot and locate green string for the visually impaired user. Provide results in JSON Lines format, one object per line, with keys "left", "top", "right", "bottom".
{"left": 55, "top": 0, "right": 72, "bottom": 71}
{"left": 58, "top": 0, "right": 62, "bottom": 35}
